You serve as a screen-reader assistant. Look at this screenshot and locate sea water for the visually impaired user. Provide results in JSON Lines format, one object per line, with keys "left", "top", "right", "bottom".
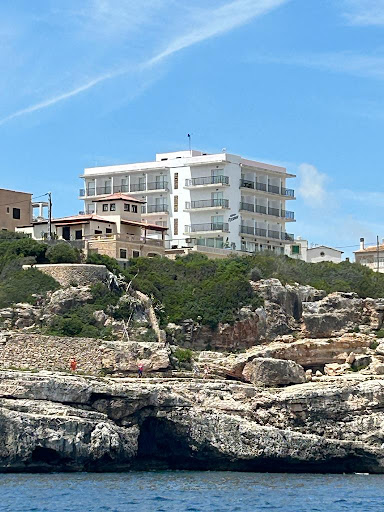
{"left": 0, "top": 471, "right": 383, "bottom": 511}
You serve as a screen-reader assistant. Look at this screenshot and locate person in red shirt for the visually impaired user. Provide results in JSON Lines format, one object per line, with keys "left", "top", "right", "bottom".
{"left": 70, "top": 358, "right": 77, "bottom": 372}
{"left": 138, "top": 364, "right": 143, "bottom": 378}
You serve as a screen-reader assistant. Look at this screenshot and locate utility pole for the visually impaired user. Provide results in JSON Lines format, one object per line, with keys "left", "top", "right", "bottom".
{"left": 377, "top": 235, "right": 380, "bottom": 273}
{"left": 48, "top": 192, "right": 52, "bottom": 240}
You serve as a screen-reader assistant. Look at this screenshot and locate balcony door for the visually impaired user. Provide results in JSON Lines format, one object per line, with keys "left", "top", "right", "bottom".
{"left": 211, "top": 191, "right": 223, "bottom": 207}
{"left": 211, "top": 215, "right": 223, "bottom": 230}
{"left": 211, "top": 168, "right": 224, "bottom": 184}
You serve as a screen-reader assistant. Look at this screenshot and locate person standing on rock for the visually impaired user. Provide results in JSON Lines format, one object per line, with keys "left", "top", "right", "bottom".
{"left": 70, "top": 358, "right": 77, "bottom": 372}
{"left": 138, "top": 363, "right": 144, "bottom": 378}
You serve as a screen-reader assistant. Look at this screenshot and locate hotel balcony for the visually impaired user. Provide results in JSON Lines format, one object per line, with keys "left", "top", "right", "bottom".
{"left": 239, "top": 179, "right": 295, "bottom": 199}
{"left": 184, "top": 198, "right": 229, "bottom": 211}
{"left": 184, "top": 222, "right": 229, "bottom": 234}
{"left": 185, "top": 176, "right": 230, "bottom": 188}
{"left": 79, "top": 181, "right": 169, "bottom": 198}
{"left": 239, "top": 225, "right": 294, "bottom": 241}
{"left": 239, "top": 202, "right": 295, "bottom": 221}
{"left": 142, "top": 204, "right": 169, "bottom": 215}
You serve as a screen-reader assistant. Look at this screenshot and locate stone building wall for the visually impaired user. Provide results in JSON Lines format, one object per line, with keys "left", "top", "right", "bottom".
{"left": 23, "top": 264, "right": 108, "bottom": 287}
{"left": 0, "top": 333, "right": 169, "bottom": 375}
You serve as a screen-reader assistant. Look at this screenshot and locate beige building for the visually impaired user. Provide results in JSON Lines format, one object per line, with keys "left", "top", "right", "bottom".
{"left": 0, "top": 188, "right": 32, "bottom": 232}
{"left": 17, "top": 193, "right": 167, "bottom": 263}
{"left": 354, "top": 238, "right": 384, "bottom": 272}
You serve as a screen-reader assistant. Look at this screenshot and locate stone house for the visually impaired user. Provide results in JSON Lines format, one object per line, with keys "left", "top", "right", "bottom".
{"left": 0, "top": 188, "right": 32, "bottom": 232}
{"left": 17, "top": 193, "right": 168, "bottom": 262}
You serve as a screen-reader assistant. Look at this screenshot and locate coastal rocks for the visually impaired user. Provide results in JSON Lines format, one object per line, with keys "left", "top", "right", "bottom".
{"left": 0, "top": 333, "right": 170, "bottom": 375}
{"left": 1, "top": 371, "right": 384, "bottom": 472}
{"left": 43, "top": 286, "right": 93, "bottom": 316}
{"left": 302, "top": 292, "right": 365, "bottom": 338}
{"left": 0, "top": 303, "right": 41, "bottom": 329}
{"left": 242, "top": 358, "right": 305, "bottom": 386}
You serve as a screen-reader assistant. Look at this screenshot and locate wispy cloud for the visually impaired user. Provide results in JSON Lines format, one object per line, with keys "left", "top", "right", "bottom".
{"left": 145, "top": 0, "right": 289, "bottom": 67}
{"left": 0, "top": 0, "right": 289, "bottom": 126}
{"left": 0, "top": 69, "right": 128, "bottom": 126}
{"left": 342, "top": 0, "right": 384, "bottom": 26}
{"left": 255, "top": 51, "right": 384, "bottom": 80}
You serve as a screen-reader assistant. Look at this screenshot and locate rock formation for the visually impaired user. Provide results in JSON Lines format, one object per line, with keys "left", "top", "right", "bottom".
{"left": 1, "top": 370, "right": 384, "bottom": 473}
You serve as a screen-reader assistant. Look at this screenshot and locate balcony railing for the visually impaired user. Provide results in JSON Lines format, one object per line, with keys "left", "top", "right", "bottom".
{"left": 79, "top": 187, "right": 96, "bottom": 196}
{"left": 145, "top": 204, "right": 169, "bottom": 214}
{"left": 185, "top": 222, "right": 229, "bottom": 233}
{"left": 85, "top": 234, "right": 164, "bottom": 247}
{"left": 130, "top": 183, "right": 146, "bottom": 192}
{"left": 283, "top": 210, "right": 295, "bottom": 220}
{"left": 239, "top": 202, "right": 254, "bottom": 212}
{"left": 239, "top": 179, "right": 295, "bottom": 198}
{"left": 96, "top": 186, "right": 112, "bottom": 195}
{"left": 185, "top": 175, "right": 229, "bottom": 187}
{"left": 239, "top": 226, "right": 294, "bottom": 241}
{"left": 185, "top": 199, "right": 229, "bottom": 209}
{"left": 147, "top": 181, "right": 168, "bottom": 191}
{"left": 113, "top": 184, "right": 129, "bottom": 193}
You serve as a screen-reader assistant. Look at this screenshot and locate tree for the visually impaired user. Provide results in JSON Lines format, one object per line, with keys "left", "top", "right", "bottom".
{"left": 46, "top": 243, "right": 80, "bottom": 264}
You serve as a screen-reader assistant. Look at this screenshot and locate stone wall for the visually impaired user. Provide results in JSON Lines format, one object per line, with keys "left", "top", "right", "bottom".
{"left": 23, "top": 264, "right": 108, "bottom": 287}
{"left": 0, "top": 333, "right": 169, "bottom": 374}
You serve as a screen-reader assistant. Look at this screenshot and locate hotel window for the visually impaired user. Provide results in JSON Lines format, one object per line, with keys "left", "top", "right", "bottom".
{"left": 133, "top": 250, "right": 140, "bottom": 258}
{"left": 174, "top": 172, "right": 179, "bottom": 190}
{"left": 120, "top": 249, "right": 127, "bottom": 259}
{"left": 12, "top": 208, "right": 20, "bottom": 219}
{"left": 110, "top": 203, "right": 116, "bottom": 211}
{"left": 124, "top": 203, "right": 130, "bottom": 212}
{"left": 174, "top": 195, "right": 178, "bottom": 212}
{"left": 174, "top": 218, "right": 178, "bottom": 236}
{"left": 132, "top": 205, "right": 138, "bottom": 213}
{"left": 102, "top": 204, "right": 108, "bottom": 211}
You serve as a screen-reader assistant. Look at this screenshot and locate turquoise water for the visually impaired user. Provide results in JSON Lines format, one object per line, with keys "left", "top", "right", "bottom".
{"left": 0, "top": 471, "right": 383, "bottom": 511}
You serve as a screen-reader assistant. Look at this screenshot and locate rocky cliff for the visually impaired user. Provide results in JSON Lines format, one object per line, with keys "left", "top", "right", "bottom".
{"left": 1, "top": 370, "right": 384, "bottom": 473}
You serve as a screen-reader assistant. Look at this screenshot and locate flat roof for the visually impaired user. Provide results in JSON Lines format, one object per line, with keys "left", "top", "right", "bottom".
{"left": 92, "top": 193, "right": 146, "bottom": 204}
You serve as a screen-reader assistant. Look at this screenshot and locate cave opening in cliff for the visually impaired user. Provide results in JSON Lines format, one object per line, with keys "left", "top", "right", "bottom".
{"left": 31, "top": 446, "right": 66, "bottom": 466}
{"left": 136, "top": 417, "right": 197, "bottom": 469}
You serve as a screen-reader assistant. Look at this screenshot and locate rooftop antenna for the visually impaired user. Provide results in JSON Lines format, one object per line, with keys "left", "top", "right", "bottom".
{"left": 187, "top": 133, "right": 192, "bottom": 152}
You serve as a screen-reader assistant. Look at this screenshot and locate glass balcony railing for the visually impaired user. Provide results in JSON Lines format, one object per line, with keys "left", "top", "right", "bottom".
{"left": 239, "top": 179, "right": 295, "bottom": 198}
{"left": 145, "top": 204, "right": 169, "bottom": 214}
{"left": 185, "top": 222, "right": 229, "bottom": 233}
{"left": 185, "top": 199, "right": 229, "bottom": 209}
{"left": 185, "top": 176, "right": 229, "bottom": 187}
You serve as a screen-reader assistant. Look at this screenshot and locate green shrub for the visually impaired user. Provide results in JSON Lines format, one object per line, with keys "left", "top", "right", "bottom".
{"left": 0, "top": 268, "right": 59, "bottom": 308}
{"left": 249, "top": 266, "right": 262, "bottom": 281}
{"left": 46, "top": 243, "right": 80, "bottom": 264}
{"left": 138, "top": 328, "right": 158, "bottom": 343}
{"left": 86, "top": 253, "right": 121, "bottom": 274}
{"left": 173, "top": 347, "right": 193, "bottom": 363}
{"left": 376, "top": 329, "right": 384, "bottom": 339}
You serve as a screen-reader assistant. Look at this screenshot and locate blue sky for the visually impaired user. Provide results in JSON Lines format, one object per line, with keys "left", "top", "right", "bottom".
{"left": 1, "top": 0, "right": 384, "bottom": 257}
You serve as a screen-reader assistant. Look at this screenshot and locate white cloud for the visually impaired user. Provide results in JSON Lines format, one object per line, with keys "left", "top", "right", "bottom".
{"left": 256, "top": 52, "right": 384, "bottom": 80}
{"left": 297, "top": 163, "right": 328, "bottom": 207}
{"left": 0, "top": 0, "right": 289, "bottom": 126}
{"left": 145, "top": 0, "right": 289, "bottom": 67}
{"left": 340, "top": 188, "right": 384, "bottom": 207}
{"left": 342, "top": 0, "right": 384, "bottom": 26}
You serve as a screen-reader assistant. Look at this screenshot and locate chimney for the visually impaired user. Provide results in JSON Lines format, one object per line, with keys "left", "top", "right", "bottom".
{"left": 360, "top": 237, "right": 365, "bottom": 250}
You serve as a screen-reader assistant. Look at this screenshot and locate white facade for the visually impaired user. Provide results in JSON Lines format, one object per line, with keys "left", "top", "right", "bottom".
{"left": 355, "top": 238, "right": 384, "bottom": 273}
{"left": 80, "top": 150, "right": 296, "bottom": 254}
{"left": 306, "top": 245, "right": 343, "bottom": 264}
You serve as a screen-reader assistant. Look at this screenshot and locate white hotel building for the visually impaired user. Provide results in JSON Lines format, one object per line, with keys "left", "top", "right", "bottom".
{"left": 80, "top": 150, "right": 295, "bottom": 254}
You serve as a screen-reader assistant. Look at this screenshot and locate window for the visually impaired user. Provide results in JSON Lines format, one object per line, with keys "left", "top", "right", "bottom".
{"left": 211, "top": 215, "right": 223, "bottom": 229}
{"left": 102, "top": 204, "right": 108, "bottom": 211}
{"left": 120, "top": 249, "right": 127, "bottom": 259}
{"left": 6, "top": 207, "right": 9, "bottom": 214}
{"left": 106, "top": 228, "right": 112, "bottom": 234}
{"left": 12, "top": 208, "right": 20, "bottom": 219}
{"left": 174, "top": 195, "right": 178, "bottom": 212}
{"left": 174, "top": 172, "right": 179, "bottom": 190}
{"left": 132, "top": 205, "right": 138, "bottom": 213}
{"left": 174, "top": 218, "right": 178, "bottom": 236}
{"left": 95, "top": 229, "right": 102, "bottom": 234}
{"left": 291, "top": 245, "right": 300, "bottom": 255}
{"left": 75, "top": 230, "right": 82, "bottom": 240}
{"left": 133, "top": 250, "right": 140, "bottom": 258}
{"left": 124, "top": 203, "right": 130, "bottom": 212}
{"left": 320, "top": 251, "right": 325, "bottom": 257}
{"left": 110, "top": 203, "right": 116, "bottom": 211}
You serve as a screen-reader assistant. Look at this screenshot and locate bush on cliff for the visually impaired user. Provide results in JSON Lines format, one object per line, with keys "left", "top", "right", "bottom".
{"left": 0, "top": 268, "right": 59, "bottom": 308}
{"left": 46, "top": 243, "right": 80, "bottom": 264}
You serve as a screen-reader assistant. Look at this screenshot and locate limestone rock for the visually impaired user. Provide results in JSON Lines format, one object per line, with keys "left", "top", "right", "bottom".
{"left": 44, "top": 286, "right": 93, "bottom": 316}
{"left": 242, "top": 357, "right": 305, "bottom": 387}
